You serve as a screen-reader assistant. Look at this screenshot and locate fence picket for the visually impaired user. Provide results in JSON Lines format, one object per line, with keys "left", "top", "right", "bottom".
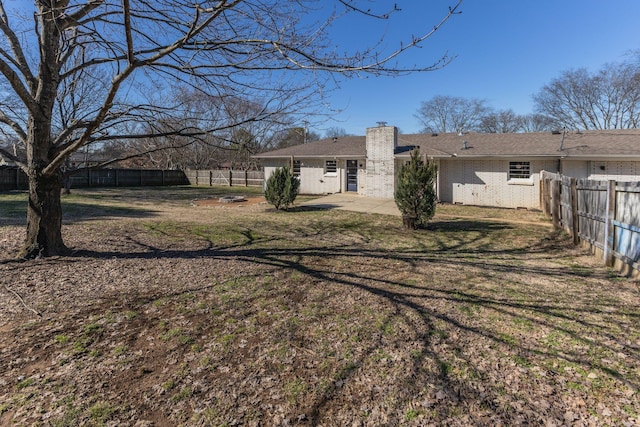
{"left": 540, "top": 171, "right": 639, "bottom": 278}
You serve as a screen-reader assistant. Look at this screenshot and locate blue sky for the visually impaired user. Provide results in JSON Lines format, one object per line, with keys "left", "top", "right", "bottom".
{"left": 6, "top": 1, "right": 640, "bottom": 138}
{"left": 317, "top": 1, "right": 640, "bottom": 136}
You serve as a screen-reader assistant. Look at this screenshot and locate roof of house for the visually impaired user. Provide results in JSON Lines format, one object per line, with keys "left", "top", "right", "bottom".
{"left": 255, "top": 129, "right": 640, "bottom": 160}
{"left": 398, "top": 129, "right": 640, "bottom": 159}
{"left": 254, "top": 136, "right": 366, "bottom": 159}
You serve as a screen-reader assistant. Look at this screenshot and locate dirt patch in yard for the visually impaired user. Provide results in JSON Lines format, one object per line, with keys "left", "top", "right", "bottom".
{"left": 1, "top": 188, "right": 639, "bottom": 426}
{"left": 193, "top": 195, "right": 267, "bottom": 209}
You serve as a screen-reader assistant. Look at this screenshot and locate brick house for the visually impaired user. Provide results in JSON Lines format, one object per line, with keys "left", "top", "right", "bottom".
{"left": 255, "top": 125, "right": 640, "bottom": 209}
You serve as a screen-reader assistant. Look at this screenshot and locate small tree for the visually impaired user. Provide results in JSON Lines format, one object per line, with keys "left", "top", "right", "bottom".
{"left": 265, "top": 166, "right": 300, "bottom": 210}
{"left": 394, "top": 149, "right": 438, "bottom": 229}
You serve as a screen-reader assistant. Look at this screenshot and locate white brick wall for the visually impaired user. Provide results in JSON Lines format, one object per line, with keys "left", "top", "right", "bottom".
{"left": 263, "top": 159, "right": 342, "bottom": 195}
{"left": 438, "top": 158, "right": 558, "bottom": 209}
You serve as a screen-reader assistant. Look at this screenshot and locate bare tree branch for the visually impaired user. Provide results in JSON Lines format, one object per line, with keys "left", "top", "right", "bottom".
{"left": 0, "top": 107, "right": 26, "bottom": 140}
{"left": 0, "top": 2, "right": 36, "bottom": 88}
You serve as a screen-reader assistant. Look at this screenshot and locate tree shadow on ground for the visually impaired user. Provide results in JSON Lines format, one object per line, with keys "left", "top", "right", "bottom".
{"left": 57, "top": 221, "right": 640, "bottom": 423}
{"left": 286, "top": 204, "right": 342, "bottom": 213}
{"left": 4, "top": 215, "right": 637, "bottom": 424}
{"left": 0, "top": 200, "right": 160, "bottom": 226}
{"left": 62, "top": 202, "right": 160, "bottom": 223}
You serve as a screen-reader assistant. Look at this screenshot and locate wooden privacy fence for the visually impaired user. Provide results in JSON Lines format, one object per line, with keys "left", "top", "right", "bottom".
{"left": 69, "top": 169, "right": 189, "bottom": 187}
{"left": 184, "top": 169, "right": 264, "bottom": 188}
{"left": 0, "top": 167, "right": 28, "bottom": 190}
{"left": 541, "top": 171, "right": 640, "bottom": 277}
{"left": 0, "top": 167, "right": 189, "bottom": 190}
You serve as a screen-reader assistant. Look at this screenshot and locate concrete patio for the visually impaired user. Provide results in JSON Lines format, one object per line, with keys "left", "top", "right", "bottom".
{"left": 298, "top": 193, "right": 401, "bottom": 216}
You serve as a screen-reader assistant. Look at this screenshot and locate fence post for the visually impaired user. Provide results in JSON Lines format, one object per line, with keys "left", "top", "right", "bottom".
{"left": 541, "top": 176, "right": 551, "bottom": 216}
{"left": 209, "top": 170, "right": 213, "bottom": 186}
{"left": 244, "top": 170, "right": 248, "bottom": 187}
{"left": 229, "top": 170, "right": 233, "bottom": 187}
{"left": 551, "top": 179, "right": 561, "bottom": 229}
{"left": 570, "top": 177, "right": 579, "bottom": 245}
{"left": 539, "top": 175, "right": 544, "bottom": 213}
{"left": 604, "top": 180, "right": 616, "bottom": 267}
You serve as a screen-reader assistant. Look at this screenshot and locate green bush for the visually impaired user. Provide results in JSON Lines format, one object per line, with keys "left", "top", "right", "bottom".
{"left": 265, "top": 166, "right": 300, "bottom": 210}
{"left": 394, "top": 148, "right": 437, "bottom": 229}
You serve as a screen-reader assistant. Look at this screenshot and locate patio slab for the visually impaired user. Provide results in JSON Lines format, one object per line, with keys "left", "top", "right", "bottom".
{"left": 298, "top": 193, "right": 401, "bottom": 216}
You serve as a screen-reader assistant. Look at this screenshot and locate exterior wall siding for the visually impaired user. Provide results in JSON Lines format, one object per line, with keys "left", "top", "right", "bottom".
{"left": 588, "top": 161, "right": 640, "bottom": 182}
{"left": 561, "top": 160, "right": 589, "bottom": 179}
{"left": 263, "top": 159, "right": 343, "bottom": 195}
{"left": 439, "top": 159, "right": 557, "bottom": 209}
{"left": 560, "top": 160, "right": 640, "bottom": 181}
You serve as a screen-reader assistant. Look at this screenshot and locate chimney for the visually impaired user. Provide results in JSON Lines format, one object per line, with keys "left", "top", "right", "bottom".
{"left": 365, "top": 124, "right": 397, "bottom": 199}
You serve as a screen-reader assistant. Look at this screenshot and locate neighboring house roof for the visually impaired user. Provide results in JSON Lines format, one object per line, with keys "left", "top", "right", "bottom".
{"left": 0, "top": 148, "right": 17, "bottom": 167}
{"left": 255, "top": 129, "right": 640, "bottom": 161}
{"left": 255, "top": 136, "right": 366, "bottom": 159}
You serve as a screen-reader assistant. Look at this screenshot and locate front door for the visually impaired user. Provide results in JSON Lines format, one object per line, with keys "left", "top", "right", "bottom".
{"left": 346, "top": 160, "right": 358, "bottom": 192}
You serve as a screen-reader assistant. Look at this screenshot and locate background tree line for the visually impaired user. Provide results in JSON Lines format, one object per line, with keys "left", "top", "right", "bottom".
{"left": 415, "top": 54, "right": 640, "bottom": 134}
{"left": 91, "top": 121, "right": 353, "bottom": 170}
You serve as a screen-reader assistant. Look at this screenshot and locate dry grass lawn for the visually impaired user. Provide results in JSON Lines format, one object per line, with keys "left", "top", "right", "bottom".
{"left": 0, "top": 186, "right": 639, "bottom": 426}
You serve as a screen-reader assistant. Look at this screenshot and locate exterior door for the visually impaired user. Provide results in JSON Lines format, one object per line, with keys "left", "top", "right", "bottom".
{"left": 346, "top": 160, "right": 358, "bottom": 192}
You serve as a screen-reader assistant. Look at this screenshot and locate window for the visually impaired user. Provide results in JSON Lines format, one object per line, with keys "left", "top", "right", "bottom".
{"left": 509, "top": 161, "right": 531, "bottom": 180}
{"left": 325, "top": 160, "right": 337, "bottom": 174}
{"left": 292, "top": 160, "right": 301, "bottom": 176}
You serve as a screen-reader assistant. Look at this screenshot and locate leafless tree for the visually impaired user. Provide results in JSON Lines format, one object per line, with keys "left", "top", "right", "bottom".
{"left": 0, "top": 0, "right": 462, "bottom": 258}
{"left": 533, "top": 61, "right": 640, "bottom": 130}
{"left": 477, "top": 109, "right": 523, "bottom": 133}
{"left": 476, "top": 110, "right": 557, "bottom": 133}
{"left": 415, "top": 95, "right": 490, "bottom": 133}
{"left": 518, "top": 113, "right": 558, "bottom": 133}
{"left": 324, "top": 127, "right": 351, "bottom": 138}
{"left": 272, "top": 127, "right": 307, "bottom": 150}
{"left": 101, "top": 89, "right": 287, "bottom": 169}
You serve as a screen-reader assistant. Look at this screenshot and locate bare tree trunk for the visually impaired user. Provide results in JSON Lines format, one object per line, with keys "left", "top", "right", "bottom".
{"left": 402, "top": 214, "right": 418, "bottom": 230}
{"left": 21, "top": 167, "right": 67, "bottom": 258}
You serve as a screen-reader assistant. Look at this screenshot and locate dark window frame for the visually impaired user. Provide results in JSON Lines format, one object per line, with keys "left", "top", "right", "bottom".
{"left": 325, "top": 159, "right": 337, "bottom": 174}
{"left": 292, "top": 160, "right": 301, "bottom": 176}
{"left": 508, "top": 161, "right": 531, "bottom": 180}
